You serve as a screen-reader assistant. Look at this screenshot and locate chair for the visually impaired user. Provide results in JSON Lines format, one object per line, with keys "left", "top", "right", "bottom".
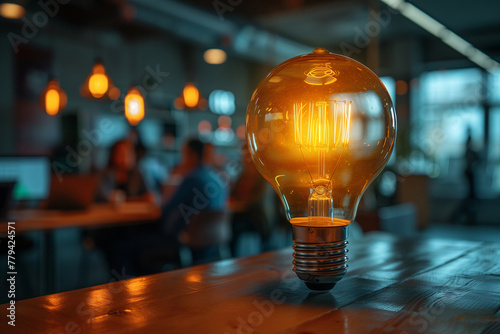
{"left": 178, "top": 210, "right": 232, "bottom": 266}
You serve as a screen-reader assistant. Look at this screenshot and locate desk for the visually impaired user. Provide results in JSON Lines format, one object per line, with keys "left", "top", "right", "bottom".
{"left": 1, "top": 203, "right": 161, "bottom": 295}
{"left": 1, "top": 233, "right": 498, "bottom": 333}
{"left": 1, "top": 203, "right": 161, "bottom": 232}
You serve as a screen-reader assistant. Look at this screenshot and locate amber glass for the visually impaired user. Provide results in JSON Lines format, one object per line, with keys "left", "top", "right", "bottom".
{"left": 246, "top": 48, "right": 396, "bottom": 226}
{"left": 40, "top": 79, "right": 67, "bottom": 116}
{"left": 88, "top": 62, "right": 109, "bottom": 98}
{"left": 125, "top": 87, "right": 145, "bottom": 126}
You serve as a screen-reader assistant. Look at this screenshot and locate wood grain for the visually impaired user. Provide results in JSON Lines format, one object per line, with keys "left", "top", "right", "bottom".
{"left": 1, "top": 233, "right": 498, "bottom": 333}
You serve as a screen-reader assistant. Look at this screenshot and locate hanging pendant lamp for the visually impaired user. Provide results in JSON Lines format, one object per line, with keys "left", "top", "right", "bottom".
{"left": 40, "top": 78, "right": 67, "bottom": 116}
{"left": 124, "top": 86, "right": 145, "bottom": 126}
{"left": 81, "top": 59, "right": 120, "bottom": 100}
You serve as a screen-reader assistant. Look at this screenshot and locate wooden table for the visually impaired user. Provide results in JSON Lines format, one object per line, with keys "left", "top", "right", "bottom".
{"left": 1, "top": 232, "right": 498, "bottom": 333}
{"left": 1, "top": 203, "right": 161, "bottom": 295}
{"left": 1, "top": 202, "right": 161, "bottom": 232}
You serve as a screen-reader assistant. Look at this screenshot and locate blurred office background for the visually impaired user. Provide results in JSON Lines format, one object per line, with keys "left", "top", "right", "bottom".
{"left": 0, "top": 0, "right": 499, "bottom": 300}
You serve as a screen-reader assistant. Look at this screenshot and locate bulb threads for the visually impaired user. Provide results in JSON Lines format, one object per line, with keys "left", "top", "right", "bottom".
{"left": 292, "top": 225, "right": 348, "bottom": 291}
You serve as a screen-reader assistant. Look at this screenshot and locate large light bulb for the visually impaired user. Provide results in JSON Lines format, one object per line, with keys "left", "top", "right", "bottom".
{"left": 246, "top": 48, "right": 396, "bottom": 290}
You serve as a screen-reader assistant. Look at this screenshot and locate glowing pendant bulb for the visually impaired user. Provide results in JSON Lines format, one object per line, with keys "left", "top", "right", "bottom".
{"left": 45, "top": 89, "right": 60, "bottom": 116}
{"left": 125, "top": 87, "right": 145, "bottom": 126}
{"left": 0, "top": 3, "right": 25, "bottom": 19}
{"left": 246, "top": 48, "right": 396, "bottom": 290}
{"left": 81, "top": 60, "right": 119, "bottom": 100}
{"left": 183, "top": 82, "right": 200, "bottom": 108}
{"left": 88, "top": 62, "right": 109, "bottom": 97}
{"left": 40, "top": 79, "right": 67, "bottom": 116}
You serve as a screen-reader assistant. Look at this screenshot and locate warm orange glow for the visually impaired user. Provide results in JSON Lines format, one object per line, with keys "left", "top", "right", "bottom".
{"left": 396, "top": 80, "right": 408, "bottom": 95}
{"left": 81, "top": 60, "right": 118, "bottom": 100}
{"left": 89, "top": 73, "right": 108, "bottom": 98}
{"left": 245, "top": 48, "right": 397, "bottom": 290}
{"left": 0, "top": 3, "right": 25, "bottom": 19}
{"left": 203, "top": 49, "right": 227, "bottom": 65}
{"left": 88, "top": 63, "right": 109, "bottom": 98}
{"left": 293, "top": 100, "right": 351, "bottom": 151}
{"left": 45, "top": 89, "right": 60, "bottom": 116}
{"left": 246, "top": 48, "right": 396, "bottom": 223}
{"left": 290, "top": 217, "right": 350, "bottom": 226}
{"left": 125, "top": 87, "right": 145, "bottom": 126}
{"left": 40, "top": 80, "right": 67, "bottom": 116}
{"left": 183, "top": 83, "right": 200, "bottom": 108}
{"left": 44, "top": 294, "right": 63, "bottom": 311}
{"left": 186, "top": 272, "right": 203, "bottom": 283}
{"left": 93, "top": 63, "right": 105, "bottom": 74}
{"left": 175, "top": 82, "right": 206, "bottom": 110}
{"left": 108, "top": 87, "right": 121, "bottom": 100}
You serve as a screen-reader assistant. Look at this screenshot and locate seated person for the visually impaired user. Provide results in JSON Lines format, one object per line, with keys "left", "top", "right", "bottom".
{"left": 161, "top": 139, "right": 228, "bottom": 241}
{"left": 114, "top": 139, "right": 229, "bottom": 275}
{"left": 88, "top": 139, "right": 155, "bottom": 274}
{"left": 96, "top": 139, "right": 154, "bottom": 203}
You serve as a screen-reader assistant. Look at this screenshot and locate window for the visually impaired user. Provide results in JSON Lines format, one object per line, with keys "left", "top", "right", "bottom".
{"left": 412, "top": 67, "right": 500, "bottom": 194}
{"left": 413, "top": 68, "right": 484, "bottom": 175}
{"left": 489, "top": 70, "right": 500, "bottom": 104}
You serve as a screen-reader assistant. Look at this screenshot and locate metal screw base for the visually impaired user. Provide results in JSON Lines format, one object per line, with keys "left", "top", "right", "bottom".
{"left": 292, "top": 224, "right": 348, "bottom": 291}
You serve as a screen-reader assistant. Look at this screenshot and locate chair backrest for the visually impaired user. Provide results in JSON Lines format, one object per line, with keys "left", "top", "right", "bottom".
{"left": 179, "top": 210, "right": 231, "bottom": 249}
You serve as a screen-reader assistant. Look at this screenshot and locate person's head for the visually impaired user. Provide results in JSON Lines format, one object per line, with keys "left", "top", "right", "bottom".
{"left": 108, "top": 139, "right": 136, "bottom": 171}
{"left": 182, "top": 138, "right": 204, "bottom": 168}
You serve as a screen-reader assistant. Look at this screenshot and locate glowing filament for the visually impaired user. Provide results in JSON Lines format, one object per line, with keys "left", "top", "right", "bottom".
{"left": 294, "top": 100, "right": 351, "bottom": 151}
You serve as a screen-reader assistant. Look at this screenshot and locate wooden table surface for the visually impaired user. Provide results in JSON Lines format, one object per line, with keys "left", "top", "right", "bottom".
{"left": 1, "top": 233, "right": 499, "bottom": 333}
{"left": 0, "top": 202, "right": 162, "bottom": 296}
{"left": 0, "top": 202, "right": 161, "bottom": 232}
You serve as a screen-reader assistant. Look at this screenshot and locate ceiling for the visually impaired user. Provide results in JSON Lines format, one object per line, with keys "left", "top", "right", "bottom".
{"left": 186, "top": 0, "right": 500, "bottom": 60}
{"left": 3, "top": 0, "right": 500, "bottom": 65}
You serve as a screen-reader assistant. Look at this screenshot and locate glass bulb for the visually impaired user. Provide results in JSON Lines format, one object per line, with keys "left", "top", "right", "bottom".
{"left": 0, "top": 3, "right": 25, "bottom": 19}
{"left": 183, "top": 82, "right": 200, "bottom": 108}
{"left": 40, "top": 79, "right": 67, "bottom": 116}
{"left": 88, "top": 62, "right": 109, "bottom": 98}
{"left": 125, "top": 87, "right": 145, "bottom": 126}
{"left": 246, "top": 48, "right": 396, "bottom": 290}
{"left": 45, "top": 89, "right": 60, "bottom": 116}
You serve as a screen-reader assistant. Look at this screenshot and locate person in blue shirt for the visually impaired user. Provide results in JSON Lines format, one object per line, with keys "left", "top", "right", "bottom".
{"left": 160, "top": 138, "right": 229, "bottom": 240}
{"left": 108, "top": 139, "right": 229, "bottom": 276}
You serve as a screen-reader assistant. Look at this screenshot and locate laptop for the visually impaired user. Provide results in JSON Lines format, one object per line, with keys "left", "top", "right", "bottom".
{"left": 44, "top": 174, "right": 98, "bottom": 210}
{"left": 0, "top": 156, "right": 51, "bottom": 201}
{"left": 0, "top": 182, "right": 15, "bottom": 218}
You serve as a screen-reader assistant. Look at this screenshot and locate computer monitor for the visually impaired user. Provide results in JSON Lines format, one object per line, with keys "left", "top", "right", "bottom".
{"left": 0, "top": 156, "right": 51, "bottom": 201}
